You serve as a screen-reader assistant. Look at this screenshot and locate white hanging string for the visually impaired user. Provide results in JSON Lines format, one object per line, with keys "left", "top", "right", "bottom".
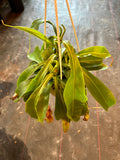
{"left": 54, "top": 0, "right": 62, "bottom": 80}
{"left": 65, "top": 0, "right": 80, "bottom": 52}
{"left": 44, "top": 0, "right": 47, "bottom": 49}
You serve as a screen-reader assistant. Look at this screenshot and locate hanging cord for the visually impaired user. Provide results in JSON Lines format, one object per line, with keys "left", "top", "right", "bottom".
{"left": 59, "top": 124, "right": 63, "bottom": 160}
{"left": 89, "top": 0, "right": 101, "bottom": 159}
{"left": 21, "top": 117, "right": 31, "bottom": 160}
{"left": 54, "top": 1, "right": 63, "bottom": 159}
{"left": 65, "top": 0, "right": 80, "bottom": 52}
{"left": 54, "top": 0, "right": 62, "bottom": 80}
{"left": 44, "top": 0, "right": 47, "bottom": 49}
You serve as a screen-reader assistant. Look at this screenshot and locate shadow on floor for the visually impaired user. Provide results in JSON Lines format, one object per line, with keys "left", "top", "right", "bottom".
{"left": 0, "top": 81, "right": 13, "bottom": 100}
{"left": 0, "top": 128, "right": 31, "bottom": 160}
{"left": 0, "top": 81, "right": 13, "bottom": 111}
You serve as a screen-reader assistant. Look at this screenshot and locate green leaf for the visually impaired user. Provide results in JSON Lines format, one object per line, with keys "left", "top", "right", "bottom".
{"left": 35, "top": 82, "right": 52, "bottom": 122}
{"left": 28, "top": 61, "right": 38, "bottom": 66}
{"left": 63, "top": 41, "right": 88, "bottom": 121}
{"left": 27, "top": 46, "right": 43, "bottom": 63}
{"left": 17, "top": 64, "right": 39, "bottom": 87}
{"left": 62, "top": 69, "right": 70, "bottom": 79}
{"left": 82, "top": 63, "right": 108, "bottom": 71}
{"left": 54, "top": 77, "right": 69, "bottom": 121}
{"left": 83, "top": 68, "right": 116, "bottom": 110}
{"left": 31, "top": 19, "right": 57, "bottom": 35}
{"left": 15, "top": 79, "right": 32, "bottom": 102}
{"left": 60, "top": 24, "right": 66, "bottom": 40}
{"left": 23, "top": 91, "right": 33, "bottom": 102}
{"left": 59, "top": 26, "right": 62, "bottom": 37}
{"left": 26, "top": 54, "right": 56, "bottom": 94}
{"left": 3, "top": 23, "right": 52, "bottom": 44}
{"left": 25, "top": 73, "right": 53, "bottom": 122}
{"left": 77, "top": 46, "right": 111, "bottom": 58}
{"left": 79, "top": 55, "right": 102, "bottom": 64}
{"left": 80, "top": 58, "right": 108, "bottom": 70}
{"left": 41, "top": 45, "right": 54, "bottom": 60}
{"left": 78, "top": 53, "right": 109, "bottom": 71}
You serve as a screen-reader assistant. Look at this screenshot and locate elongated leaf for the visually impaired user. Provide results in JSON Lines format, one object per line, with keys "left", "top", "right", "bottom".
{"left": 81, "top": 63, "right": 108, "bottom": 71}
{"left": 17, "top": 64, "right": 39, "bottom": 87}
{"left": 26, "top": 54, "right": 56, "bottom": 93}
{"left": 27, "top": 46, "right": 43, "bottom": 63}
{"left": 54, "top": 77, "right": 69, "bottom": 121}
{"left": 3, "top": 22, "right": 52, "bottom": 44}
{"left": 23, "top": 91, "right": 33, "bottom": 102}
{"left": 77, "top": 46, "right": 111, "bottom": 58}
{"left": 63, "top": 41, "right": 88, "bottom": 121}
{"left": 35, "top": 82, "right": 52, "bottom": 122}
{"left": 25, "top": 73, "right": 53, "bottom": 121}
{"left": 15, "top": 79, "right": 32, "bottom": 102}
{"left": 59, "top": 26, "right": 62, "bottom": 37}
{"left": 60, "top": 24, "right": 66, "bottom": 40}
{"left": 79, "top": 55, "right": 103, "bottom": 64}
{"left": 78, "top": 55, "right": 108, "bottom": 70}
{"left": 31, "top": 19, "right": 57, "bottom": 35}
{"left": 83, "top": 68, "right": 116, "bottom": 110}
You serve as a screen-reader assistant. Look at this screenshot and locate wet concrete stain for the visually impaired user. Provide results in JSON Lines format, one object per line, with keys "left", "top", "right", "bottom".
{"left": 117, "top": 37, "right": 120, "bottom": 42}
{"left": 0, "top": 128, "right": 31, "bottom": 160}
{"left": 0, "top": 81, "right": 13, "bottom": 100}
{"left": 0, "top": 81, "right": 13, "bottom": 113}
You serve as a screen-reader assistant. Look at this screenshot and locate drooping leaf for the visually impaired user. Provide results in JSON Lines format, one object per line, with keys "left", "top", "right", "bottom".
{"left": 63, "top": 41, "right": 88, "bottom": 121}
{"left": 78, "top": 55, "right": 102, "bottom": 64}
{"left": 77, "top": 46, "right": 111, "bottom": 58}
{"left": 83, "top": 68, "right": 116, "bottom": 110}
{"left": 27, "top": 46, "right": 43, "bottom": 63}
{"left": 17, "top": 64, "right": 39, "bottom": 87}
{"left": 3, "top": 22, "right": 52, "bottom": 44}
{"left": 23, "top": 91, "right": 33, "bottom": 102}
{"left": 25, "top": 73, "right": 53, "bottom": 122}
{"left": 81, "top": 62, "right": 108, "bottom": 71}
{"left": 26, "top": 54, "right": 56, "bottom": 94}
{"left": 35, "top": 82, "right": 53, "bottom": 122}
{"left": 78, "top": 53, "right": 108, "bottom": 70}
{"left": 54, "top": 77, "right": 69, "bottom": 121}
{"left": 15, "top": 79, "right": 32, "bottom": 102}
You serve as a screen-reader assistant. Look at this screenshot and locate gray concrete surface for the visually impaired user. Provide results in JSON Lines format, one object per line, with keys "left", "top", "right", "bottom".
{"left": 0, "top": 0, "right": 120, "bottom": 160}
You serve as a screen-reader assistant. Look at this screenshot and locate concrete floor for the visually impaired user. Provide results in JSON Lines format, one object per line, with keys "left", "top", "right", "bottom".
{"left": 0, "top": 0, "right": 120, "bottom": 160}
